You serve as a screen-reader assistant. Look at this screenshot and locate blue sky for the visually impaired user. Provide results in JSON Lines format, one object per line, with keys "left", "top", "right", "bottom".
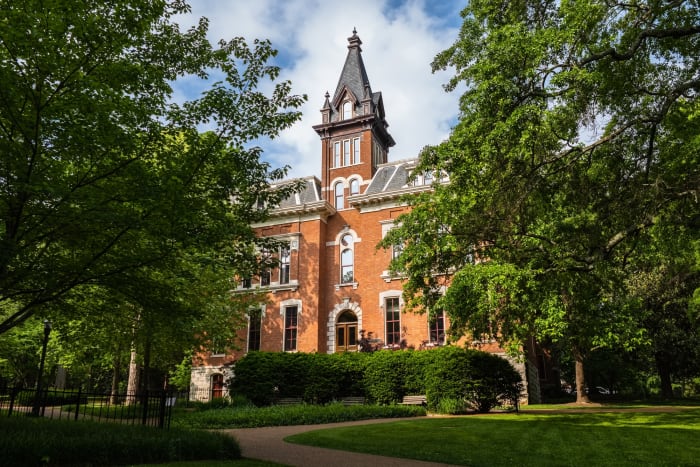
{"left": 175, "top": 0, "right": 466, "bottom": 179}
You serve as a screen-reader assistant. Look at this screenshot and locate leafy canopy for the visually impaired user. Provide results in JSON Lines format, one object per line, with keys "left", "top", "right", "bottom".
{"left": 382, "top": 1, "right": 699, "bottom": 359}
{"left": 0, "top": 0, "right": 306, "bottom": 333}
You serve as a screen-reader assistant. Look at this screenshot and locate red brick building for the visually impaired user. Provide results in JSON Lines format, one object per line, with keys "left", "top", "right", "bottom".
{"left": 191, "top": 31, "right": 547, "bottom": 402}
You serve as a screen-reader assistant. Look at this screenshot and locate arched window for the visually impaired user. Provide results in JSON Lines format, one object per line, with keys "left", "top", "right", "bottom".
{"left": 343, "top": 101, "right": 352, "bottom": 120}
{"left": 334, "top": 182, "right": 344, "bottom": 210}
{"left": 340, "top": 234, "right": 354, "bottom": 283}
{"left": 349, "top": 178, "right": 359, "bottom": 196}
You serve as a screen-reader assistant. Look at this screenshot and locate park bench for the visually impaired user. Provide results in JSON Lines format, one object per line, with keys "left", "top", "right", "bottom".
{"left": 275, "top": 397, "right": 303, "bottom": 405}
{"left": 340, "top": 396, "right": 365, "bottom": 406}
{"left": 400, "top": 395, "right": 427, "bottom": 406}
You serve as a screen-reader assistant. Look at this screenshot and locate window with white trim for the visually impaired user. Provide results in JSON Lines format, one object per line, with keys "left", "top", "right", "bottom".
{"left": 353, "top": 137, "right": 360, "bottom": 164}
{"left": 284, "top": 305, "right": 298, "bottom": 351}
{"left": 248, "top": 308, "right": 262, "bottom": 351}
{"left": 279, "top": 245, "right": 290, "bottom": 284}
{"left": 385, "top": 297, "right": 401, "bottom": 345}
{"left": 343, "top": 101, "right": 352, "bottom": 120}
{"left": 343, "top": 140, "right": 350, "bottom": 166}
{"left": 334, "top": 182, "right": 344, "bottom": 210}
{"left": 349, "top": 178, "right": 359, "bottom": 196}
{"left": 334, "top": 141, "right": 341, "bottom": 167}
{"left": 429, "top": 310, "right": 445, "bottom": 345}
{"left": 340, "top": 234, "right": 354, "bottom": 284}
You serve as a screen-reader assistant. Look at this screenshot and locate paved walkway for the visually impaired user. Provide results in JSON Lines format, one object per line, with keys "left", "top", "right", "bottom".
{"left": 222, "top": 417, "right": 459, "bottom": 467}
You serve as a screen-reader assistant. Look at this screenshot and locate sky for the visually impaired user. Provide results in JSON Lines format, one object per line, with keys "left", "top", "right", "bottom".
{"left": 174, "top": 0, "right": 466, "bottom": 179}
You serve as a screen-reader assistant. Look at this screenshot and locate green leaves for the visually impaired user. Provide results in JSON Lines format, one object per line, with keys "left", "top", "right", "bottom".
{"left": 388, "top": 0, "right": 700, "bottom": 387}
{"left": 0, "top": 1, "right": 306, "bottom": 334}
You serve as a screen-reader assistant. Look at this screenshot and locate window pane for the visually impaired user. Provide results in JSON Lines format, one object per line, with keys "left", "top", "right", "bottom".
{"left": 335, "top": 182, "right": 344, "bottom": 209}
{"left": 337, "top": 327, "right": 345, "bottom": 347}
{"left": 280, "top": 246, "right": 290, "bottom": 284}
{"left": 334, "top": 142, "right": 341, "bottom": 167}
{"left": 343, "top": 101, "right": 352, "bottom": 120}
{"left": 343, "top": 140, "right": 350, "bottom": 166}
{"left": 284, "top": 306, "right": 298, "bottom": 351}
{"left": 429, "top": 310, "right": 445, "bottom": 344}
{"left": 350, "top": 179, "right": 359, "bottom": 196}
{"left": 353, "top": 137, "right": 360, "bottom": 164}
{"left": 385, "top": 297, "right": 401, "bottom": 344}
{"left": 248, "top": 310, "right": 261, "bottom": 351}
{"left": 341, "top": 248, "right": 353, "bottom": 283}
{"left": 348, "top": 325, "right": 357, "bottom": 346}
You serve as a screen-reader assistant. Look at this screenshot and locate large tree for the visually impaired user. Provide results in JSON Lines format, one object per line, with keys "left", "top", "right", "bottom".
{"left": 382, "top": 0, "right": 699, "bottom": 402}
{"left": 0, "top": 1, "right": 305, "bottom": 333}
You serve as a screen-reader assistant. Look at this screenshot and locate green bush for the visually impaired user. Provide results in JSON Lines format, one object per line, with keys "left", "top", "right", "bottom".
{"left": 229, "top": 352, "right": 284, "bottom": 406}
{"left": 0, "top": 416, "right": 240, "bottom": 466}
{"left": 229, "top": 347, "right": 522, "bottom": 412}
{"left": 363, "top": 350, "right": 410, "bottom": 404}
{"left": 403, "top": 348, "right": 442, "bottom": 395}
{"left": 426, "top": 347, "right": 522, "bottom": 413}
{"left": 463, "top": 350, "right": 522, "bottom": 412}
{"left": 230, "top": 351, "right": 370, "bottom": 405}
{"left": 425, "top": 346, "right": 472, "bottom": 411}
{"left": 436, "top": 397, "right": 469, "bottom": 415}
{"left": 173, "top": 401, "right": 425, "bottom": 429}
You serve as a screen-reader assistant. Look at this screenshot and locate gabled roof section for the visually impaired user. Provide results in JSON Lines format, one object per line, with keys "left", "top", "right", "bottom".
{"left": 349, "top": 158, "right": 448, "bottom": 208}
{"left": 332, "top": 29, "right": 372, "bottom": 114}
{"left": 267, "top": 176, "right": 334, "bottom": 219}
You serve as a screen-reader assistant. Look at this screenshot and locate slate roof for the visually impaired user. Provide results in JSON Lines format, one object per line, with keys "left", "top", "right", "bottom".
{"left": 274, "top": 176, "right": 323, "bottom": 210}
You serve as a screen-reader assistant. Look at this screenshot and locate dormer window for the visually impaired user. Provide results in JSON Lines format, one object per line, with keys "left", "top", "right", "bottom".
{"left": 342, "top": 101, "right": 352, "bottom": 120}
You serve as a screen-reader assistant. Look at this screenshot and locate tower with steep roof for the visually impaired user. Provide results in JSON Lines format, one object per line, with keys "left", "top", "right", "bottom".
{"left": 313, "top": 29, "right": 395, "bottom": 204}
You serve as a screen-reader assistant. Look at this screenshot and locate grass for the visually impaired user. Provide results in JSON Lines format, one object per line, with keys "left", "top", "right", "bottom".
{"left": 172, "top": 401, "right": 425, "bottom": 429}
{"left": 285, "top": 408, "right": 700, "bottom": 466}
{"left": 0, "top": 416, "right": 241, "bottom": 466}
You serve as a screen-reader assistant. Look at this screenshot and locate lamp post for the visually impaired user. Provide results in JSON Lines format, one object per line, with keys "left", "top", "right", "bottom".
{"left": 32, "top": 319, "right": 52, "bottom": 416}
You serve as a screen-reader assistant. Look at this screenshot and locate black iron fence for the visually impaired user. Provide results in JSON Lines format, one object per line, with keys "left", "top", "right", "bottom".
{"left": 0, "top": 386, "right": 176, "bottom": 428}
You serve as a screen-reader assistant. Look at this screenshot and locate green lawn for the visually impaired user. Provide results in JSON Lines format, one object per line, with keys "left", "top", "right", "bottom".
{"left": 285, "top": 408, "right": 700, "bottom": 466}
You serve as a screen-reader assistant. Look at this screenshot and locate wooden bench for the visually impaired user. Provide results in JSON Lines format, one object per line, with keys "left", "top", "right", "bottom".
{"left": 400, "top": 395, "right": 427, "bottom": 406}
{"left": 275, "top": 397, "right": 303, "bottom": 405}
{"left": 340, "top": 396, "right": 365, "bottom": 406}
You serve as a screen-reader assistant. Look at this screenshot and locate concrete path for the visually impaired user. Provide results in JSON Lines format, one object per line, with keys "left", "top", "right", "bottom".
{"left": 222, "top": 417, "right": 459, "bottom": 467}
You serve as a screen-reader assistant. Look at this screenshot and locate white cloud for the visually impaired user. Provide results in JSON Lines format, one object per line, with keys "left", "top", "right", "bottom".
{"left": 175, "top": 0, "right": 463, "bottom": 179}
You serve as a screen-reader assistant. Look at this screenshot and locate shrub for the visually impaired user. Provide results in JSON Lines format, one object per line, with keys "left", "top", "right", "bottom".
{"left": 463, "top": 350, "right": 522, "bottom": 412}
{"left": 425, "top": 347, "right": 523, "bottom": 413}
{"left": 0, "top": 416, "right": 240, "bottom": 465}
{"left": 173, "top": 401, "right": 425, "bottom": 429}
{"left": 230, "top": 351, "right": 370, "bottom": 405}
{"left": 229, "top": 352, "right": 285, "bottom": 406}
{"left": 425, "top": 346, "right": 472, "bottom": 411}
{"left": 363, "top": 350, "right": 409, "bottom": 404}
{"left": 436, "top": 397, "right": 469, "bottom": 415}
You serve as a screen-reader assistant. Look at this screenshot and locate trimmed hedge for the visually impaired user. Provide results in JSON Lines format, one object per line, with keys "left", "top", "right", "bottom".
{"left": 229, "top": 347, "right": 523, "bottom": 413}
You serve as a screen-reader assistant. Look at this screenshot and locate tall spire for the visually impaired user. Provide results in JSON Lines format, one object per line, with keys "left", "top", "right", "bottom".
{"left": 331, "top": 29, "right": 372, "bottom": 112}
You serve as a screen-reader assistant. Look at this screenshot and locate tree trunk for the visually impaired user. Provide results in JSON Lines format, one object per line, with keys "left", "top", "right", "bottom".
{"left": 109, "top": 354, "right": 121, "bottom": 405}
{"left": 573, "top": 346, "right": 591, "bottom": 403}
{"left": 655, "top": 353, "right": 674, "bottom": 399}
{"left": 125, "top": 344, "right": 139, "bottom": 405}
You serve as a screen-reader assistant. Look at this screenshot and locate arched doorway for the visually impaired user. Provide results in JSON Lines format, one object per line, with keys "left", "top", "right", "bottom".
{"left": 336, "top": 311, "right": 358, "bottom": 352}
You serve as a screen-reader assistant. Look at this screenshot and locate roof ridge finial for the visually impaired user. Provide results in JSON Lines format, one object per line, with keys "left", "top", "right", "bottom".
{"left": 347, "top": 28, "right": 362, "bottom": 48}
